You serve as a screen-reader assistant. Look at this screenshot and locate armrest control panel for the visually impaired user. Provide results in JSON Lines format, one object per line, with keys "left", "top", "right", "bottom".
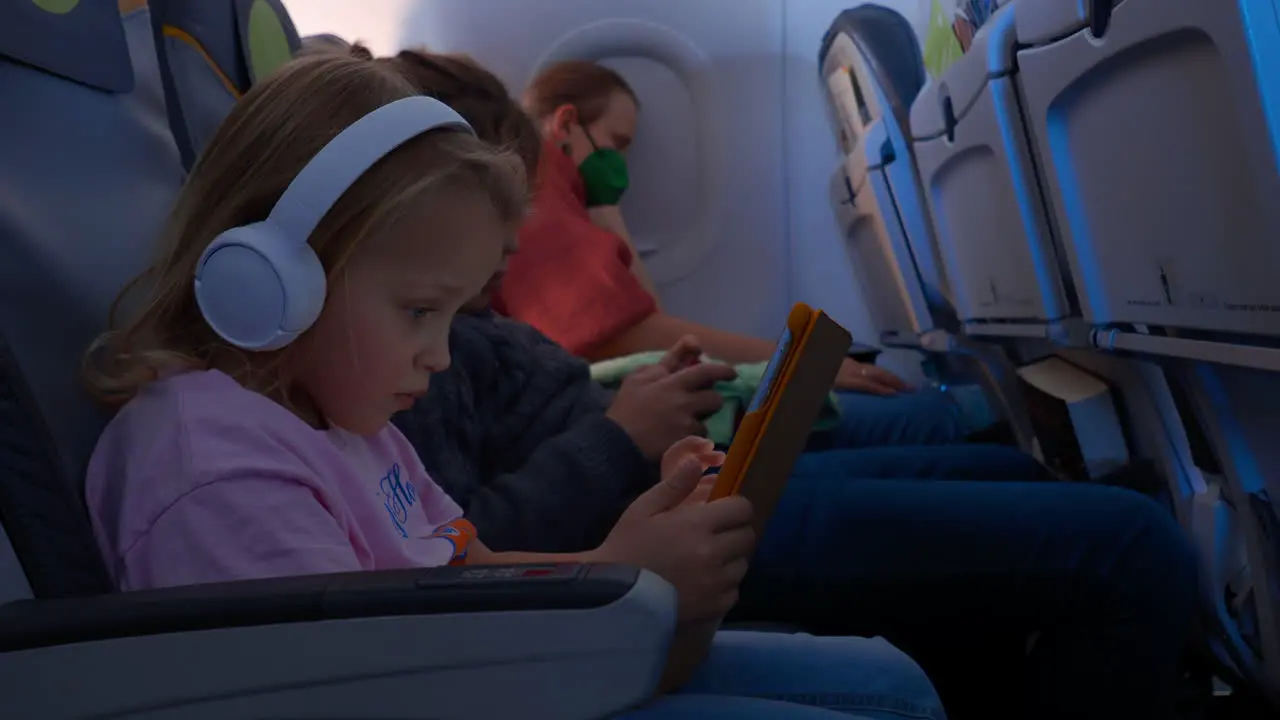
{"left": 415, "top": 563, "right": 582, "bottom": 587}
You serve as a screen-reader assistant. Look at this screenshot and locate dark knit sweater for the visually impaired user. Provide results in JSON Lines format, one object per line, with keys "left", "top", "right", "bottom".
{"left": 391, "top": 312, "right": 657, "bottom": 553}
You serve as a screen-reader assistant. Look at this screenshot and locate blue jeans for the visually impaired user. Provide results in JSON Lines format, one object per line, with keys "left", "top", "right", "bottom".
{"left": 811, "top": 389, "right": 976, "bottom": 451}
{"left": 618, "top": 631, "right": 946, "bottom": 719}
{"left": 734, "top": 445, "right": 1198, "bottom": 720}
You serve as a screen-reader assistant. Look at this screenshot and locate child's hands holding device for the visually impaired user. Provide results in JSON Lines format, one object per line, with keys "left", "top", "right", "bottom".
{"left": 631, "top": 305, "right": 851, "bottom": 694}
{"left": 663, "top": 436, "right": 725, "bottom": 507}
{"left": 660, "top": 434, "right": 733, "bottom": 516}
{"left": 595, "top": 437, "right": 754, "bottom": 623}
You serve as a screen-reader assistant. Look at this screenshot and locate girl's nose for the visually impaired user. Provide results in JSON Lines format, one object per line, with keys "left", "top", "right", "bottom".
{"left": 417, "top": 344, "right": 450, "bottom": 374}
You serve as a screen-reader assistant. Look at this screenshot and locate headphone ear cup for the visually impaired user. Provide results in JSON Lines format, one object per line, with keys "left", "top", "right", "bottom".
{"left": 194, "top": 222, "right": 327, "bottom": 351}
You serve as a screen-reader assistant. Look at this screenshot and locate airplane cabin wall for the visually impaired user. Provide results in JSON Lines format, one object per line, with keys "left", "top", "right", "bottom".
{"left": 284, "top": 0, "right": 412, "bottom": 56}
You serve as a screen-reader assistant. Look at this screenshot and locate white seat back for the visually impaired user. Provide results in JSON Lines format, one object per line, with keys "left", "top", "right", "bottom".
{"left": 820, "top": 5, "right": 951, "bottom": 345}
{"left": 911, "top": 3, "right": 1072, "bottom": 331}
{"left": 1017, "top": 0, "right": 1280, "bottom": 336}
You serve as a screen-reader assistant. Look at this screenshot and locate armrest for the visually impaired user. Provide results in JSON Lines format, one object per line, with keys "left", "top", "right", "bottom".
{"left": 0, "top": 564, "right": 676, "bottom": 720}
{"left": 0, "top": 562, "right": 637, "bottom": 652}
{"left": 879, "top": 329, "right": 927, "bottom": 351}
{"left": 847, "top": 341, "right": 883, "bottom": 365}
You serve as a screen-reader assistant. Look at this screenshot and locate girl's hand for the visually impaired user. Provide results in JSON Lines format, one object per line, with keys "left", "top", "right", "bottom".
{"left": 659, "top": 335, "right": 706, "bottom": 373}
{"left": 596, "top": 446, "right": 754, "bottom": 622}
{"left": 660, "top": 436, "right": 725, "bottom": 507}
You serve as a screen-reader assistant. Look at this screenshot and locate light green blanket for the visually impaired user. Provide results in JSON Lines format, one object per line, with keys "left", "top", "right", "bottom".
{"left": 590, "top": 352, "right": 842, "bottom": 445}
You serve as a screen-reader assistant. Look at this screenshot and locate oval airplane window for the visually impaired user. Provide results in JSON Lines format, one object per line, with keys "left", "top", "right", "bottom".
{"left": 595, "top": 55, "right": 699, "bottom": 265}
{"left": 534, "top": 18, "right": 721, "bottom": 285}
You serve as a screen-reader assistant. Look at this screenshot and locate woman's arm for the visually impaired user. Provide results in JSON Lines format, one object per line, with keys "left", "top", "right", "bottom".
{"left": 588, "top": 206, "right": 660, "bottom": 302}
{"left": 581, "top": 206, "right": 774, "bottom": 364}
{"left": 596, "top": 315, "right": 907, "bottom": 394}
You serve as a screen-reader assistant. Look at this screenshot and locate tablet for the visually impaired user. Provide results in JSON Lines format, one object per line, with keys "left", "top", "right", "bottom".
{"left": 707, "top": 303, "right": 853, "bottom": 533}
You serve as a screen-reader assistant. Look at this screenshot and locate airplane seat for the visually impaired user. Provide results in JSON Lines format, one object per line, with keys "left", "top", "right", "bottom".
{"left": 149, "top": 0, "right": 300, "bottom": 170}
{"left": 821, "top": 5, "right": 1037, "bottom": 450}
{"left": 826, "top": 3, "right": 925, "bottom": 116}
{"left": 910, "top": 2, "right": 1073, "bottom": 339}
{"left": 1011, "top": 0, "right": 1280, "bottom": 705}
{"left": 820, "top": 5, "right": 949, "bottom": 353}
{"left": 911, "top": 4, "right": 1280, "bottom": 700}
{"left": 1016, "top": 0, "right": 1280, "bottom": 340}
{"left": 0, "top": 0, "right": 185, "bottom": 539}
{"left": 0, "top": 4, "right": 676, "bottom": 718}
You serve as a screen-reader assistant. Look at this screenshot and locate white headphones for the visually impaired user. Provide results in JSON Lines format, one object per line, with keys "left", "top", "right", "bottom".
{"left": 194, "top": 96, "right": 475, "bottom": 351}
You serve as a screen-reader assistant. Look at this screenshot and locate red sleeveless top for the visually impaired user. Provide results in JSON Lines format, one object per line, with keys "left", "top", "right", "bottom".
{"left": 493, "top": 140, "right": 657, "bottom": 356}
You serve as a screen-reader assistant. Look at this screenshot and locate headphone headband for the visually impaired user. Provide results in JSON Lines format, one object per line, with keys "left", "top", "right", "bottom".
{"left": 268, "top": 95, "right": 474, "bottom": 240}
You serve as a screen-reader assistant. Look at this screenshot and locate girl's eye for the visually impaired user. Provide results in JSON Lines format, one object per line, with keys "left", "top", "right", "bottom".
{"left": 408, "top": 306, "right": 432, "bottom": 320}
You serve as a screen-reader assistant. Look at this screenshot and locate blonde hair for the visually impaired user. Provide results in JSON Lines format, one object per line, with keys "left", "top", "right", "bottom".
{"left": 84, "top": 49, "right": 528, "bottom": 410}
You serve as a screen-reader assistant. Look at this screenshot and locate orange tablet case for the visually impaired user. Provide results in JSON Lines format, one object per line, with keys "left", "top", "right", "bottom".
{"left": 707, "top": 303, "right": 853, "bottom": 534}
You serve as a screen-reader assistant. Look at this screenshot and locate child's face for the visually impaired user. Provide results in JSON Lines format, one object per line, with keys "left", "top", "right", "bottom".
{"left": 292, "top": 185, "right": 512, "bottom": 435}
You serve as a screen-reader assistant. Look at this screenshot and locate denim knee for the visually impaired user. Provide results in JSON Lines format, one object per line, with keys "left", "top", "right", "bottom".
{"left": 1081, "top": 485, "right": 1199, "bottom": 634}
{"left": 1124, "top": 489, "right": 1199, "bottom": 610}
{"left": 750, "top": 636, "right": 947, "bottom": 720}
{"left": 683, "top": 632, "right": 947, "bottom": 720}
{"left": 619, "top": 694, "right": 896, "bottom": 719}
{"left": 971, "top": 444, "right": 1058, "bottom": 482}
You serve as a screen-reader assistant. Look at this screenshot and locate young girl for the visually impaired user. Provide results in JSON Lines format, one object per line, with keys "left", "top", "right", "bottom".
{"left": 509, "top": 61, "right": 900, "bottom": 384}
{"left": 82, "top": 49, "right": 944, "bottom": 720}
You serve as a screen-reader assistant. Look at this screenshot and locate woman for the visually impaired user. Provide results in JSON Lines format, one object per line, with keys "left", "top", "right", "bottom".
{"left": 505, "top": 62, "right": 901, "bottom": 381}
{"left": 501, "top": 59, "right": 1003, "bottom": 448}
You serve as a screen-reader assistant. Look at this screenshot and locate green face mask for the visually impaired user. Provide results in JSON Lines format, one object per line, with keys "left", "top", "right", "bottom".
{"left": 577, "top": 127, "right": 630, "bottom": 207}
